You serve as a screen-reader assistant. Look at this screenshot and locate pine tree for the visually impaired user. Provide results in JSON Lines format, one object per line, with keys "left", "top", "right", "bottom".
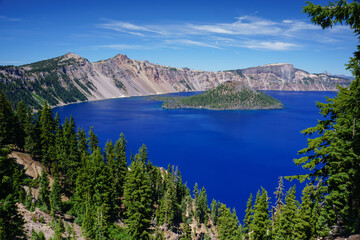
{"left": 232, "top": 208, "right": 242, "bottom": 239}
{"left": 294, "top": 185, "right": 313, "bottom": 240}
{"left": 62, "top": 116, "right": 80, "bottom": 192}
{"left": 50, "top": 174, "right": 62, "bottom": 213}
{"left": 39, "top": 102, "right": 56, "bottom": 171}
{"left": 275, "top": 186, "right": 297, "bottom": 239}
{"left": 0, "top": 144, "right": 25, "bottom": 239}
{"left": 193, "top": 182, "right": 200, "bottom": 222}
{"left": 243, "top": 193, "right": 253, "bottom": 239}
{"left": 53, "top": 112, "right": 64, "bottom": 174}
{"left": 251, "top": 187, "right": 270, "bottom": 240}
{"left": 217, "top": 203, "right": 239, "bottom": 240}
{"left": 15, "top": 100, "right": 30, "bottom": 150}
{"left": 91, "top": 147, "right": 114, "bottom": 233}
{"left": 24, "top": 111, "right": 38, "bottom": 154}
{"left": 74, "top": 147, "right": 114, "bottom": 239}
{"left": 210, "top": 198, "right": 219, "bottom": 226}
{"left": 104, "top": 140, "right": 119, "bottom": 219}
{"left": 114, "top": 133, "right": 128, "bottom": 197}
{"left": 0, "top": 89, "right": 17, "bottom": 146}
{"left": 82, "top": 191, "right": 95, "bottom": 238}
{"left": 198, "top": 186, "right": 209, "bottom": 225}
{"left": 27, "top": 116, "right": 42, "bottom": 159}
{"left": 104, "top": 140, "right": 115, "bottom": 164}
{"left": 123, "top": 150, "right": 153, "bottom": 239}
{"left": 38, "top": 169, "right": 50, "bottom": 211}
{"left": 77, "top": 128, "right": 88, "bottom": 154}
{"left": 157, "top": 180, "right": 177, "bottom": 226}
{"left": 136, "top": 143, "right": 148, "bottom": 164}
{"left": 88, "top": 126, "right": 99, "bottom": 153}
{"left": 272, "top": 176, "right": 284, "bottom": 235}
{"left": 72, "top": 153, "right": 90, "bottom": 224}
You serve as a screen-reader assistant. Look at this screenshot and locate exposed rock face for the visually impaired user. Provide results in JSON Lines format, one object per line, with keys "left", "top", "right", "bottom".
{"left": 0, "top": 53, "right": 352, "bottom": 108}
{"left": 233, "top": 63, "right": 351, "bottom": 91}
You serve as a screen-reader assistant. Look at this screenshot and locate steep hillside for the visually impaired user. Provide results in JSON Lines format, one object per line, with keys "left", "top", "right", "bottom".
{"left": 0, "top": 53, "right": 352, "bottom": 108}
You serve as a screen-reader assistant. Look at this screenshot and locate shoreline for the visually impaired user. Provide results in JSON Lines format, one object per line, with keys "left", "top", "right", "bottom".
{"left": 51, "top": 89, "right": 336, "bottom": 109}
{"left": 162, "top": 104, "right": 284, "bottom": 111}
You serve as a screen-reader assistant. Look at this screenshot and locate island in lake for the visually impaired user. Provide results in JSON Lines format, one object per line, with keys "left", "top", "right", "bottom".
{"left": 155, "top": 81, "right": 283, "bottom": 110}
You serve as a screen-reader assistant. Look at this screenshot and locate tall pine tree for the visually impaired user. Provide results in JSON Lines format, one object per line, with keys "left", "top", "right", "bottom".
{"left": 243, "top": 193, "right": 253, "bottom": 239}
{"left": 123, "top": 147, "right": 153, "bottom": 239}
{"left": 250, "top": 187, "right": 270, "bottom": 240}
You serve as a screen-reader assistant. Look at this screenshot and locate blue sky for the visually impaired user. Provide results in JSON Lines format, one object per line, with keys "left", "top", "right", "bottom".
{"left": 0, "top": 0, "right": 357, "bottom": 75}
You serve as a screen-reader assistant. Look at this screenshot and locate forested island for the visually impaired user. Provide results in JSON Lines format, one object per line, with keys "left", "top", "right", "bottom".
{"left": 155, "top": 81, "right": 283, "bottom": 110}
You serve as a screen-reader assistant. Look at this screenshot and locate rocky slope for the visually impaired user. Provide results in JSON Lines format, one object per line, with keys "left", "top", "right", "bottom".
{"left": 0, "top": 53, "right": 352, "bottom": 108}
{"left": 232, "top": 63, "right": 351, "bottom": 91}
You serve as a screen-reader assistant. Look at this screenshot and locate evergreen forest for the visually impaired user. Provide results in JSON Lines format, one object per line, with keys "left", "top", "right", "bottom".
{"left": 1, "top": 0, "right": 360, "bottom": 239}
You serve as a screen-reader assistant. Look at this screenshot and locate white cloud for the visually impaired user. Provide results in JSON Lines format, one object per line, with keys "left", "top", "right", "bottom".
{"left": 282, "top": 20, "right": 293, "bottom": 24}
{"left": 245, "top": 41, "right": 299, "bottom": 50}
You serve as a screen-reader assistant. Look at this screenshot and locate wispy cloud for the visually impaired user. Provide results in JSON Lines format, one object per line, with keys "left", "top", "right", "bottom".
{"left": 0, "top": 16, "right": 21, "bottom": 22}
{"left": 164, "top": 39, "right": 221, "bottom": 49}
{"left": 244, "top": 41, "right": 299, "bottom": 50}
{"left": 187, "top": 16, "right": 282, "bottom": 36}
{"left": 97, "top": 20, "right": 166, "bottom": 36}
{"left": 95, "top": 15, "right": 352, "bottom": 51}
{"left": 95, "top": 44, "right": 151, "bottom": 50}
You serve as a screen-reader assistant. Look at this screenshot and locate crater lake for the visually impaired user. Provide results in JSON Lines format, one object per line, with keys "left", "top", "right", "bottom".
{"left": 54, "top": 91, "right": 336, "bottom": 214}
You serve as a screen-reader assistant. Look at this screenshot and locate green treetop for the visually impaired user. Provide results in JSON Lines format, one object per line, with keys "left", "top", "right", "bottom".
{"left": 123, "top": 147, "right": 153, "bottom": 239}
{"left": 250, "top": 187, "right": 270, "bottom": 240}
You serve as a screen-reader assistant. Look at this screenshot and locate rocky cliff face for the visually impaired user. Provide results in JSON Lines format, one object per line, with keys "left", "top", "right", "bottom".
{"left": 234, "top": 63, "right": 351, "bottom": 91}
{"left": 0, "top": 53, "right": 352, "bottom": 108}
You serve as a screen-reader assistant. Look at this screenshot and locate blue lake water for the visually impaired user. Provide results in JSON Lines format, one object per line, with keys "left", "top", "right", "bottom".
{"left": 54, "top": 91, "right": 336, "bottom": 216}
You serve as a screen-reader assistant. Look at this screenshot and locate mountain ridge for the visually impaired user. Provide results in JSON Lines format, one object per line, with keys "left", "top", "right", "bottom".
{"left": 0, "top": 53, "right": 352, "bottom": 108}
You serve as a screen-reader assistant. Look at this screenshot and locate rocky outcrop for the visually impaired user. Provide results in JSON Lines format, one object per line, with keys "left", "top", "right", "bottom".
{"left": 0, "top": 53, "right": 352, "bottom": 108}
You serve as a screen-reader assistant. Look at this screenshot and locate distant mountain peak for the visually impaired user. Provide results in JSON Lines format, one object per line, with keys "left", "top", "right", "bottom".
{"left": 62, "top": 52, "right": 83, "bottom": 60}
{"left": 322, "top": 70, "right": 331, "bottom": 75}
{"left": 261, "top": 63, "right": 293, "bottom": 67}
{"left": 113, "top": 53, "right": 129, "bottom": 60}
